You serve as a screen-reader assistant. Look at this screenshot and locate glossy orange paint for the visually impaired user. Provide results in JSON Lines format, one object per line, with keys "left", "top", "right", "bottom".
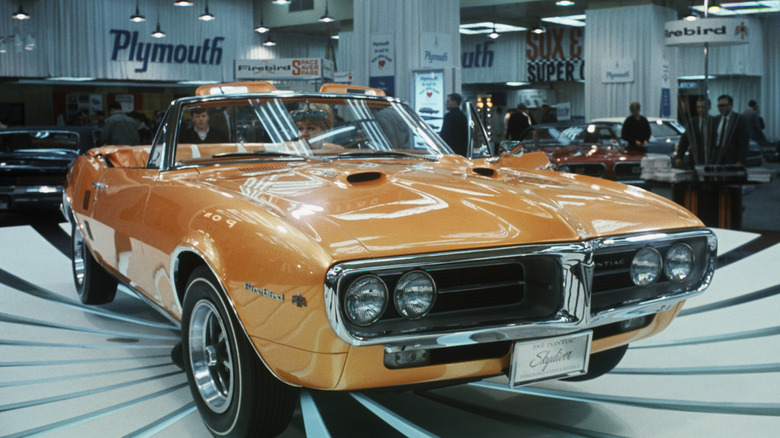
{"left": 65, "top": 140, "right": 705, "bottom": 390}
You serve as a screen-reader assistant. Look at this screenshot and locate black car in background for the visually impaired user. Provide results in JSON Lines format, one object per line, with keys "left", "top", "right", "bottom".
{"left": 0, "top": 126, "right": 97, "bottom": 211}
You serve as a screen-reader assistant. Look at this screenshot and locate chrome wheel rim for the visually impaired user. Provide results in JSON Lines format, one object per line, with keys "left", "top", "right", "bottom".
{"left": 189, "top": 299, "right": 234, "bottom": 413}
{"left": 72, "top": 226, "right": 86, "bottom": 288}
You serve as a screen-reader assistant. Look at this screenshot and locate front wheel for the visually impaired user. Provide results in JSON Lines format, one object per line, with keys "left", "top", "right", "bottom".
{"left": 182, "top": 266, "right": 298, "bottom": 437}
{"left": 71, "top": 222, "right": 117, "bottom": 305}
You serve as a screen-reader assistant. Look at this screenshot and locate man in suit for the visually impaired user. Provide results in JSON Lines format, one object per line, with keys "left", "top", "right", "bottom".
{"left": 439, "top": 93, "right": 468, "bottom": 156}
{"left": 711, "top": 94, "right": 749, "bottom": 165}
{"left": 675, "top": 98, "right": 711, "bottom": 168}
{"left": 505, "top": 103, "right": 533, "bottom": 141}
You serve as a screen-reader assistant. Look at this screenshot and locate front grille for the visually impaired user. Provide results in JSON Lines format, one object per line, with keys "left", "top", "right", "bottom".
{"left": 614, "top": 162, "right": 641, "bottom": 179}
{"left": 591, "top": 236, "right": 709, "bottom": 313}
{"left": 341, "top": 256, "right": 561, "bottom": 338}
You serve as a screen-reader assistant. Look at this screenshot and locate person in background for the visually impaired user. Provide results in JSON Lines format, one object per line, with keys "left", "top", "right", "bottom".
{"left": 711, "top": 94, "right": 749, "bottom": 165}
{"left": 100, "top": 101, "right": 140, "bottom": 146}
{"left": 621, "top": 101, "right": 651, "bottom": 152}
{"left": 540, "top": 104, "right": 557, "bottom": 123}
{"left": 506, "top": 103, "right": 533, "bottom": 140}
{"left": 439, "top": 93, "right": 468, "bottom": 156}
{"left": 743, "top": 100, "right": 765, "bottom": 143}
{"left": 179, "top": 107, "right": 228, "bottom": 144}
{"left": 94, "top": 111, "right": 106, "bottom": 128}
{"left": 675, "top": 98, "right": 711, "bottom": 169}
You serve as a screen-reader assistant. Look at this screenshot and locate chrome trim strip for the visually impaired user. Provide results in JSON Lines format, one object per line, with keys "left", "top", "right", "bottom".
{"left": 324, "top": 229, "right": 716, "bottom": 351}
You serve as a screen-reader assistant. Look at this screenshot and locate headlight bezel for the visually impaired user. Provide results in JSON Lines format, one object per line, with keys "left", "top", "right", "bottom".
{"left": 630, "top": 246, "right": 663, "bottom": 287}
{"left": 342, "top": 274, "right": 388, "bottom": 327}
{"left": 393, "top": 270, "right": 437, "bottom": 320}
{"left": 664, "top": 242, "right": 695, "bottom": 283}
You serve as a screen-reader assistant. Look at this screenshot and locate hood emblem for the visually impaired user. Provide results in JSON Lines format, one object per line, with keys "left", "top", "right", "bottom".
{"left": 292, "top": 293, "right": 307, "bottom": 308}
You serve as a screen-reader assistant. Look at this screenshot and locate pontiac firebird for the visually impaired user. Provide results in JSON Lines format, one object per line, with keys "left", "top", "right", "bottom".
{"left": 63, "top": 82, "right": 716, "bottom": 437}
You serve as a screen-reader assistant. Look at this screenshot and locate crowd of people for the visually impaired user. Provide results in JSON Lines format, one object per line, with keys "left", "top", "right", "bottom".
{"left": 674, "top": 94, "right": 763, "bottom": 168}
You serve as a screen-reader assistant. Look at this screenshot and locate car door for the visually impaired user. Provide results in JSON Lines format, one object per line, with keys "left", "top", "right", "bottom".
{"left": 89, "top": 165, "right": 155, "bottom": 292}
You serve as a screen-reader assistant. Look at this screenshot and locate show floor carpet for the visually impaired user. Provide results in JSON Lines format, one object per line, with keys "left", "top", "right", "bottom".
{"left": 1, "top": 225, "right": 778, "bottom": 437}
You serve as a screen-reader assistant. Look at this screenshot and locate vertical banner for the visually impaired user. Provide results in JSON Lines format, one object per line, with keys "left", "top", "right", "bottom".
{"left": 370, "top": 34, "right": 395, "bottom": 96}
{"left": 413, "top": 70, "right": 445, "bottom": 132}
{"left": 661, "top": 60, "right": 671, "bottom": 117}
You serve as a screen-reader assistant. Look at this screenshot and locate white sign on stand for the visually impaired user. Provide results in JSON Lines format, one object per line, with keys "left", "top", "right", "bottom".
{"left": 235, "top": 58, "right": 334, "bottom": 81}
{"left": 413, "top": 70, "right": 445, "bottom": 132}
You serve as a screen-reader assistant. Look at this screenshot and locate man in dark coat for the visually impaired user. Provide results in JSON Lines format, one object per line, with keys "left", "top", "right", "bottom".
{"left": 505, "top": 103, "right": 533, "bottom": 141}
{"left": 711, "top": 94, "right": 749, "bottom": 165}
{"left": 179, "top": 107, "right": 229, "bottom": 144}
{"left": 675, "top": 98, "right": 712, "bottom": 168}
{"left": 621, "top": 101, "right": 651, "bottom": 152}
{"left": 439, "top": 93, "right": 468, "bottom": 156}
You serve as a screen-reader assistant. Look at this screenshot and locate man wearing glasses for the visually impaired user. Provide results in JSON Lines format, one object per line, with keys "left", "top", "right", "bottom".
{"left": 711, "top": 94, "right": 749, "bottom": 165}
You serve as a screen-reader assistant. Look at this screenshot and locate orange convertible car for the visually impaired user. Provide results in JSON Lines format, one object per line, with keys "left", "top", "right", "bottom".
{"left": 63, "top": 82, "right": 716, "bottom": 437}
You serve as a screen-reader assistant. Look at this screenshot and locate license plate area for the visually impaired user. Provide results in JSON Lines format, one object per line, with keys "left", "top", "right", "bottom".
{"left": 509, "top": 331, "right": 592, "bottom": 387}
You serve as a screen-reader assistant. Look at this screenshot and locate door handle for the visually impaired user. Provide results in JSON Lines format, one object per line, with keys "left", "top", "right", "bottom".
{"left": 92, "top": 182, "right": 108, "bottom": 190}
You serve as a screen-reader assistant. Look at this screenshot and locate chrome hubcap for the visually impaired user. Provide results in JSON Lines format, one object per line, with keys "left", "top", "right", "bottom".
{"left": 72, "top": 226, "right": 86, "bottom": 287}
{"left": 189, "top": 299, "right": 234, "bottom": 413}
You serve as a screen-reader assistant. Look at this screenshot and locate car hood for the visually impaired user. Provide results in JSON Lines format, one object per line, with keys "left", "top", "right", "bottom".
{"left": 195, "top": 160, "right": 700, "bottom": 258}
{"left": 544, "top": 146, "right": 642, "bottom": 163}
{"left": 0, "top": 149, "right": 78, "bottom": 168}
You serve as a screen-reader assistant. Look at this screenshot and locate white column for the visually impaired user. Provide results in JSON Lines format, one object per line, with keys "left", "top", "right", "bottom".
{"left": 584, "top": 4, "right": 678, "bottom": 121}
{"left": 351, "top": 0, "right": 460, "bottom": 103}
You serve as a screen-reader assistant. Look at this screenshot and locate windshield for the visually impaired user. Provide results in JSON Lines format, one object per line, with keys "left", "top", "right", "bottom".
{"left": 518, "top": 124, "right": 619, "bottom": 152}
{"left": 650, "top": 120, "right": 684, "bottom": 138}
{"left": 170, "top": 95, "right": 452, "bottom": 166}
{"left": 0, "top": 131, "right": 80, "bottom": 153}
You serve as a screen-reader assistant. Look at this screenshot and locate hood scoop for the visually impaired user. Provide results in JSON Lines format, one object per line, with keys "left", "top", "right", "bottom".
{"left": 472, "top": 167, "right": 498, "bottom": 178}
{"left": 346, "top": 171, "right": 385, "bottom": 185}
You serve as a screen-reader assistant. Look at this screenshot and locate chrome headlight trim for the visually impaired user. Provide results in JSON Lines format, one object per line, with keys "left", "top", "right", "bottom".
{"left": 324, "top": 228, "right": 717, "bottom": 349}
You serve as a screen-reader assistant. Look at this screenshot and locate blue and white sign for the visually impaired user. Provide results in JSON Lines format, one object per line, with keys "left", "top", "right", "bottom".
{"left": 601, "top": 58, "right": 635, "bottom": 84}
{"left": 665, "top": 18, "right": 750, "bottom": 46}
{"left": 421, "top": 33, "right": 452, "bottom": 68}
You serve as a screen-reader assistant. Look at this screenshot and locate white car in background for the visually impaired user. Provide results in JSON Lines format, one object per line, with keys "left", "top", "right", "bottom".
{"left": 591, "top": 117, "right": 685, "bottom": 156}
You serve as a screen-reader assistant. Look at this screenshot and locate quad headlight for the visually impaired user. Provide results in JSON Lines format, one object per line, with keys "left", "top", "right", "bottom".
{"left": 630, "top": 247, "right": 662, "bottom": 286}
{"left": 664, "top": 243, "right": 694, "bottom": 283}
{"left": 343, "top": 275, "right": 388, "bottom": 326}
{"left": 394, "top": 271, "right": 437, "bottom": 319}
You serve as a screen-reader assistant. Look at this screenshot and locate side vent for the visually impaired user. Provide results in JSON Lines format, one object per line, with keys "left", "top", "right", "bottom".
{"left": 473, "top": 167, "right": 497, "bottom": 178}
{"left": 83, "top": 190, "right": 91, "bottom": 210}
{"left": 346, "top": 172, "right": 384, "bottom": 184}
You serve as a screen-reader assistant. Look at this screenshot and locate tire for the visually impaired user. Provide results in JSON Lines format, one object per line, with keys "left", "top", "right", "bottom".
{"left": 182, "top": 266, "right": 299, "bottom": 438}
{"left": 71, "top": 222, "right": 117, "bottom": 305}
{"left": 564, "top": 344, "right": 628, "bottom": 382}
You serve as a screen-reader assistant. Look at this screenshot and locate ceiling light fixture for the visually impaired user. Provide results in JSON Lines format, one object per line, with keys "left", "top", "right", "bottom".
{"left": 130, "top": 0, "right": 146, "bottom": 22}
{"left": 319, "top": 0, "right": 335, "bottom": 23}
{"left": 255, "top": 2, "right": 270, "bottom": 33}
{"left": 151, "top": 20, "right": 166, "bottom": 38}
{"left": 556, "top": 1, "right": 575, "bottom": 6}
{"left": 488, "top": 22, "right": 499, "bottom": 39}
{"left": 531, "top": 20, "right": 547, "bottom": 34}
{"left": 199, "top": 0, "right": 215, "bottom": 21}
{"left": 262, "top": 35, "right": 277, "bottom": 46}
{"left": 272, "top": 0, "right": 291, "bottom": 5}
{"left": 173, "top": 1, "right": 193, "bottom": 6}
{"left": 12, "top": 2, "right": 30, "bottom": 20}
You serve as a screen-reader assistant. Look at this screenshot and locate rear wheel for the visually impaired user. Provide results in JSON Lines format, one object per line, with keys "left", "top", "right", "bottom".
{"left": 182, "top": 266, "right": 298, "bottom": 437}
{"left": 71, "top": 222, "right": 117, "bottom": 305}
{"left": 564, "top": 344, "right": 628, "bottom": 382}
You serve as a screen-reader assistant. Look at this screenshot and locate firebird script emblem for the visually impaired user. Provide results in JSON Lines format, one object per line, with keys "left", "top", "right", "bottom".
{"left": 244, "top": 283, "right": 284, "bottom": 302}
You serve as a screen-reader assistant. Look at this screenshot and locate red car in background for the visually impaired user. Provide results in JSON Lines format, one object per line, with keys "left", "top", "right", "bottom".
{"left": 505, "top": 123, "right": 646, "bottom": 185}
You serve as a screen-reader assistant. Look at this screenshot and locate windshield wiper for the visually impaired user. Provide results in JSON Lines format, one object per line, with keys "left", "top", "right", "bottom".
{"left": 212, "top": 150, "right": 307, "bottom": 160}
{"left": 329, "top": 151, "right": 437, "bottom": 161}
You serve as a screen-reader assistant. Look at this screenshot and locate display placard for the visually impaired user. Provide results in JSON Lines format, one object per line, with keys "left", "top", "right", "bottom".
{"left": 413, "top": 70, "right": 445, "bottom": 132}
